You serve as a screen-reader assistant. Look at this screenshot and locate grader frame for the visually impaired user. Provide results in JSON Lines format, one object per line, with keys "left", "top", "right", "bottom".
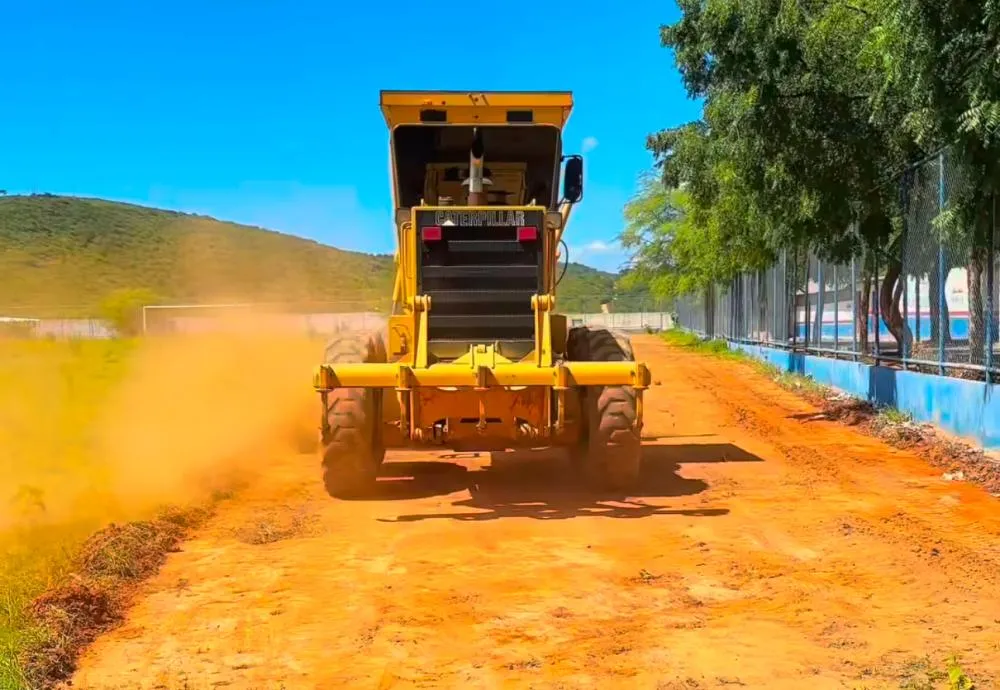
{"left": 312, "top": 90, "right": 651, "bottom": 498}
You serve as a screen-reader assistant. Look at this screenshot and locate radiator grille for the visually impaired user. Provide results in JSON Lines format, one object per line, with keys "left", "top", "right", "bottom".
{"left": 415, "top": 209, "right": 543, "bottom": 354}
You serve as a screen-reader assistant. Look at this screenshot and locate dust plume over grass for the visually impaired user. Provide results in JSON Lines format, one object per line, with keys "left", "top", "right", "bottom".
{"left": 91, "top": 329, "right": 321, "bottom": 514}
{"left": 0, "top": 329, "right": 324, "bottom": 688}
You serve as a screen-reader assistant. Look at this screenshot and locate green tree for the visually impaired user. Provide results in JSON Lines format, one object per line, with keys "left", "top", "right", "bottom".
{"left": 865, "top": 0, "right": 1000, "bottom": 359}
{"left": 99, "top": 287, "right": 160, "bottom": 337}
{"left": 619, "top": 172, "right": 769, "bottom": 300}
{"left": 629, "top": 0, "right": 927, "bottom": 348}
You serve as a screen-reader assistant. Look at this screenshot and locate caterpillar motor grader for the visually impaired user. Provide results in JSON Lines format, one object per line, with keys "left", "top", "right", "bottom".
{"left": 312, "top": 90, "right": 651, "bottom": 497}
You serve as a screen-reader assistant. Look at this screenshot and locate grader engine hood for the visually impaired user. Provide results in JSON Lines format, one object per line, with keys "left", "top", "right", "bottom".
{"left": 415, "top": 207, "right": 545, "bottom": 360}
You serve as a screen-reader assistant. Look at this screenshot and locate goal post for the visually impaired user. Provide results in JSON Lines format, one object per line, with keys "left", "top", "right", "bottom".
{"left": 140, "top": 302, "right": 389, "bottom": 337}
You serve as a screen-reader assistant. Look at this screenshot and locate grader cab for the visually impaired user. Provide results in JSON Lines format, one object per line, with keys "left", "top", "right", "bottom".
{"left": 312, "top": 90, "right": 651, "bottom": 497}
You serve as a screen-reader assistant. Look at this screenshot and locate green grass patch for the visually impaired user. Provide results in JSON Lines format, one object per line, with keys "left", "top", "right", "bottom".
{"left": 878, "top": 406, "right": 914, "bottom": 425}
{"left": 897, "top": 654, "right": 976, "bottom": 689}
{"left": 660, "top": 328, "right": 747, "bottom": 360}
{"left": 0, "top": 338, "right": 139, "bottom": 688}
{"left": 757, "top": 363, "right": 826, "bottom": 396}
{"left": 0, "top": 332, "right": 317, "bottom": 687}
{"left": 0, "top": 338, "right": 171, "bottom": 687}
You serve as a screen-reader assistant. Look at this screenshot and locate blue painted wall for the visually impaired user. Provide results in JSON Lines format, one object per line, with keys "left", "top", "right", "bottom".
{"left": 729, "top": 342, "right": 1000, "bottom": 450}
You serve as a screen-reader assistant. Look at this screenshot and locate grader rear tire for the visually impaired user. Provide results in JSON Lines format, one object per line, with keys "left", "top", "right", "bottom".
{"left": 567, "top": 326, "right": 642, "bottom": 492}
{"left": 320, "top": 332, "right": 386, "bottom": 499}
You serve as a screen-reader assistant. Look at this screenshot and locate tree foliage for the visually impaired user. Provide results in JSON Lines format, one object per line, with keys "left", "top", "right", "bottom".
{"left": 625, "top": 0, "right": 1000, "bottom": 352}
{"left": 620, "top": 173, "right": 767, "bottom": 298}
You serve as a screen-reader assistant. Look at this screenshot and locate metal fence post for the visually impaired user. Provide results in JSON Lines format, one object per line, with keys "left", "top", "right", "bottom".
{"left": 851, "top": 254, "right": 858, "bottom": 361}
{"left": 743, "top": 274, "right": 748, "bottom": 341}
{"left": 726, "top": 278, "right": 739, "bottom": 340}
{"left": 791, "top": 251, "right": 799, "bottom": 351}
{"left": 988, "top": 192, "right": 996, "bottom": 383}
{"left": 874, "top": 246, "right": 881, "bottom": 366}
{"left": 902, "top": 267, "right": 909, "bottom": 369}
{"left": 745, "top": 273, "right": 750, "bottom": 341}
{"left": 771, "top": 265, "right": 777, "bottom": 343}
{"left": 727, "top": 278, "right": 739, "bottom": 340}
{"left": 938, "top": 151, "right": 946, "bottom": 376}
{"left": 833, "top": 264, "right": 839, "bottom": 353}
{"left": 804, "top": 252, "right": 811, "bottom": 349}
{"left": 783, "top": 249, "right": 789, "bottom": 343}
{"left": 738, "top": 275, "right": 743, "bottom": 341}
{"left": 901, "top": 175, "right": 909, "bottom": 369}
{"left": 816, "top": 259, "right": 825, "bottom": 349}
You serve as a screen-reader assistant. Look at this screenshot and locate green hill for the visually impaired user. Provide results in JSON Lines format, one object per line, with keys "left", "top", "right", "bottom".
{"left": 0, "top": 194, "right": 650, "bottom": 317}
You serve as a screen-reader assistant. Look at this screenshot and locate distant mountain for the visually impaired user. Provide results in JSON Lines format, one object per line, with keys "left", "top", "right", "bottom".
{"left": 0, "top": 195, "right": 650, "bottom": 316}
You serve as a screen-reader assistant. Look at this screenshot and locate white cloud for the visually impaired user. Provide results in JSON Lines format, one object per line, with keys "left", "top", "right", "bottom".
{"left": 571, "top": 239, "right": 621, "bottom": 259}
{"left": 581, "top": 136, "right": 599, "bottom": 153}
{"left": 566, "top": 238, "right": 627, "bottom": 272}
{"left": 582, "top": 240, "right": 614, "bottom": 254}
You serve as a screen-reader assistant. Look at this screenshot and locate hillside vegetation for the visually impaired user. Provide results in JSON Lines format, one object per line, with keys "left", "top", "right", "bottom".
{"left": 0, "top": 195, "right": 651, "bottom": 317}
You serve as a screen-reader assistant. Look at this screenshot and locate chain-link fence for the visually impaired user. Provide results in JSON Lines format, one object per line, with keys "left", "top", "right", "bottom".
{"left": 674, "top": 146, "right": 1000, "bottom": 382}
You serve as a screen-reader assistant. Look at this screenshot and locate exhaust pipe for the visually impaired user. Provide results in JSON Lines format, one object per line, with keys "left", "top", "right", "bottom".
{"left": 467, "top": 128, "right": 485, "bottom": 206}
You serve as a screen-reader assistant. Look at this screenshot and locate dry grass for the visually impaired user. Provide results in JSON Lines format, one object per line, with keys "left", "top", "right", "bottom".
{"left": 18, "top": 504, "right": 216, "bottom": 688}
{"left": 233, "top": 506, "right": 318, "bottom": 545}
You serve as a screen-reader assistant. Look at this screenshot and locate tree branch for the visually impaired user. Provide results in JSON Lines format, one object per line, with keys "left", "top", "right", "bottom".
{"left": 843, "top": 4, "right": 872, "bottom": 18}
{"left": 776, "top": 91, "right": 869, "bottom": 101}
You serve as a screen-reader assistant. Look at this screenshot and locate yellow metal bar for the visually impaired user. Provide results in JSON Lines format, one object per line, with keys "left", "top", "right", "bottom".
{"left": 390, "top": 260, "right": 402, "bottom": 306}
{"left": 379, "top": 91, "right": 574, "bottom": 130}
{"left": 531, "top": 294, "right": 554, "bottom": 368}
{"left": 314, "top": 361, "right": 651, "bottom": 391}
{"left": 380, "top": 91, "right": 574, "bottom": 108}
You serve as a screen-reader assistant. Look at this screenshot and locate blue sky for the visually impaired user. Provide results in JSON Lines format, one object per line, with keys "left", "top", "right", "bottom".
{"left": 1, "top": 1, "right": 701, "bottom": 273}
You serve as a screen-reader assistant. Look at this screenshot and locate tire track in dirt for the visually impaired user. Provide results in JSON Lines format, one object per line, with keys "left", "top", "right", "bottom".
{"left": 65, "top": 336, "right": 1000, "bottom": 689}
{"left": 666, "top": 346, "right": 1000, "bottom": 685}
{"left": 679, "top": 351, "right": 1000, "bottom": 593}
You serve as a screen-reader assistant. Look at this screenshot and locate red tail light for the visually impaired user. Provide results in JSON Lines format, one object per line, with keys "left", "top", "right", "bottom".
{"left": 422, "top": 226, "right": 443, "bottom": 242}
{"left": 517, "top": 226, "right": 538, "bottom": 242}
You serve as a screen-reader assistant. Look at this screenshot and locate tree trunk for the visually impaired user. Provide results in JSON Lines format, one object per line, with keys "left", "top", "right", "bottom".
{"left": 857, "top": 274, "right": 871, "bottom": 351}
{"left": 879, "top": 258, "right": 913, "bottom": 353}
{"left": 969, "top": 244, "right": 987, "bottom": 364}
{"left": 928, "top": 268, "right": 952, "bottom": 344}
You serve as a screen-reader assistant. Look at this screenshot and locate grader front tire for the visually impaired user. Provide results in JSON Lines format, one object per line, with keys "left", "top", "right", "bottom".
{"left": 568, "top": 327, "right": 642, "bottom": 492}
{"left": 320, "top": 332, "right": 386, "bottom": 499}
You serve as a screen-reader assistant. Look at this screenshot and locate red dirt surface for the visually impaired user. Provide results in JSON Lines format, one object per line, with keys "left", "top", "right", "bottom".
{"left": 67, "top": 336, "right": 1000, "bottom": 689}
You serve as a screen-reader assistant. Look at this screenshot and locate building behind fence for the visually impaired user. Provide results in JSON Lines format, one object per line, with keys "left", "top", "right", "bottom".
{"left": 674, "top": 146, "right": 1000, "bottom": 381}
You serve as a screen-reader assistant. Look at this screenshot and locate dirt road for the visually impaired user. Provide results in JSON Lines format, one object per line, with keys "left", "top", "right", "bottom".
{"left": 69, "top": 336, "right": 1000, "bottom": 689}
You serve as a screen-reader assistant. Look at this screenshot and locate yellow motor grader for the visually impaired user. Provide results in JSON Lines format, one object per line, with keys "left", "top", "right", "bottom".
{"left": 312, "top": 91, "right": 651, "bottom": 497}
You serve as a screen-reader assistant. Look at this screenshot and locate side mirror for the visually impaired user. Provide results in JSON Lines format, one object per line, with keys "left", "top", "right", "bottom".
{"left": 562, "top": 155, "right": 584, "bottom": 203}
